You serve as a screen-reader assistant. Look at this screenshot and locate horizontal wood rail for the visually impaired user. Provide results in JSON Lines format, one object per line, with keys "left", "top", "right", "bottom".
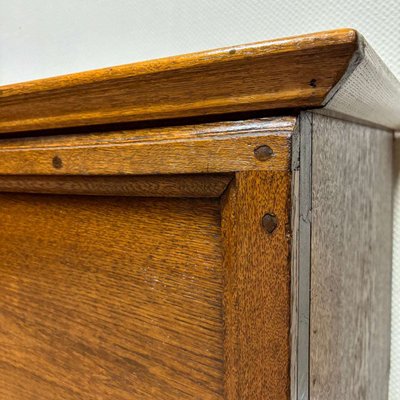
{"left": 0, "top": 118, "right": 295, "bottom": 176}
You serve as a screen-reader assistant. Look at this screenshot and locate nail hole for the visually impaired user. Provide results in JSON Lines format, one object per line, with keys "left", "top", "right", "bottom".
{"left": 229, "top": 49, "right": 236, "bottom": 55}
{"left": 309, "top": 79, "right": 317, "bottom": 88}
{"left": 52, "top": 156, "right": 63, "bottom": 169}
{"left": 312, "top": 377, "right": 317, "bottom": 386}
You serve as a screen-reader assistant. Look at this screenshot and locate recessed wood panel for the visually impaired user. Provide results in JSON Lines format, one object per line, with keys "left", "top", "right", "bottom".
{"left": 0, "top": 194, "right": 224, "bottom": 400}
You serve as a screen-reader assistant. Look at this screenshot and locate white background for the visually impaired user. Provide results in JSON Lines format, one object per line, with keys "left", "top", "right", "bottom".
{"left": 1, "top": 0, "right": 399, "bottom": 397}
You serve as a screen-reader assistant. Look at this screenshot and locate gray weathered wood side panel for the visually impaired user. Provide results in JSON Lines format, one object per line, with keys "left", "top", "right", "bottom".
{"left": 321, "top": 34, "right": 400, "bottom": 130}
{"left": 310, "top": 113, "right": 393, "bottom": 399}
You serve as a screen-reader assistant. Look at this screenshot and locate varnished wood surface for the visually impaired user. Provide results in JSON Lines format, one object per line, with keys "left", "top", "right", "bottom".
{"left": 222, "top": 171, "right": 292, "bottom": 399}
{"left": 0, "top": 174, "right": 232, "bottom": 197}
{"left": 310, "top": 114, "right": 392, "bottom": 399}
{"left": 0, "top": 194, "right": 225, "bottom": 399}
{"left": 0, "top": 118, "right": 294, "bottom": 175}
{"left": 0, "top": 29, "right": 357, "bottom": 133}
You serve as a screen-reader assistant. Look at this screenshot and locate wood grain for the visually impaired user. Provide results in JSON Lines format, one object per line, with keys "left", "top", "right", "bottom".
{"left": 0, "top": 173, "right": 232, "bottom": 197}
{"left": 0, "top": 29, "right": 356, "bottom": 133}
{"left": 0, "top": 194, "right": 225, "bottom": 399}
{"left": 291, "top": 112, "right": 312, "bottom": 400}
{"left": 221, "top": 171, "right": 292, "bottom": 400}
{"left": 310, "top": 114, "right": 392, "bottom": 399}
{"left": 320, "top": 33, "right": 400, "bottom": 130}
{"left": 0, "top": 118, "right": 294, "bottom": 175}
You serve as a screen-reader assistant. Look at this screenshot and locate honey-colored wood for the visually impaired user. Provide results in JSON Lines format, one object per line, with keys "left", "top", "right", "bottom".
{"left": 0, "top": 174, "right": 232, "bottom": 197}
{"left": 0, "top": 118, "right": 294, "bottom": 175}
{"left": 0, "top": 194, "right": 225, "bottom": 400}
{"left": 3, "top": 29, "right": 399, "bottom": 133}
{"left": 221, "top": 171, "right": 292, "bottom": 400}
{"left": 0, "top": 29, "right": 357, "bottom": 133}
{"left": 0, "top": 115, "right": 294, "bottom": 400}
{"left": 0, "top": 171, "right": 295, "bottom": 400}
{"left": 0, "top": 26, "right": 397, "bottom": 400}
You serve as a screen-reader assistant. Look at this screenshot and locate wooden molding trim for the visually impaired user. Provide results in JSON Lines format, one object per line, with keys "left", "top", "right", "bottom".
{"left": 318, "top": 33, "right": 400, "bottom": 130}
{"left": 0, "top": 118, "right": 294, "bottom": 176}
{"left": 0, "top": 174, "right": 233, "bottom": 198}
{"left": 0, "top": 29, "right": 357, "bottom": 133}
{"left": 1, "top": 29, "right": 399, "bottom": 133}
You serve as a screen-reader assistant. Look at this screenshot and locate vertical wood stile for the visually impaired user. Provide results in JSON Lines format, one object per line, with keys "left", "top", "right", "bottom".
{"left": 222, "top": 171, "right": 292, "bottom": 399}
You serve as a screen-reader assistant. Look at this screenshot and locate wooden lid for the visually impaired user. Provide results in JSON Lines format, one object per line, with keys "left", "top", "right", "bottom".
{"left": 1, "top": 28, "right": 399, "bottom": 133}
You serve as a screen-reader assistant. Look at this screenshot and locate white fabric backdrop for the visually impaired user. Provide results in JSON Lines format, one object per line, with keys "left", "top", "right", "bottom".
{"left": 1, "top": 0, "right": 399, "bottom": 397}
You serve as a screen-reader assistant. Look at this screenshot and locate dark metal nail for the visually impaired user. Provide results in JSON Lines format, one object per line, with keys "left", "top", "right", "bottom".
{"left": 254, "top": 145, "right": 273, "bottom": 161}
{"left": 52, "top": 156, "right": 63, "bottom": 169}
{"left": 262, "top": 213, "right": 278, "bottom": 234}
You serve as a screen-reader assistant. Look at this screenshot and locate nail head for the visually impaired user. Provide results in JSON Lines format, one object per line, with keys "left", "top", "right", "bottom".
{"left": 262, "top": 213, "right": 278, "bottom": 234}
{"left": 52, "top": 156, "right": 63, "bottom": 169}
{"left": 254, "top": 145, "right": 273, "bottom": 161}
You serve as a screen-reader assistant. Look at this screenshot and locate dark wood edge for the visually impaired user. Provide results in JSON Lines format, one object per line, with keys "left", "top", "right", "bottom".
{"left": 290, "top": 112, "right": 312, "bottom": 400}
{"left": 0, "top": 174, "right": 234, "bottom": 198}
